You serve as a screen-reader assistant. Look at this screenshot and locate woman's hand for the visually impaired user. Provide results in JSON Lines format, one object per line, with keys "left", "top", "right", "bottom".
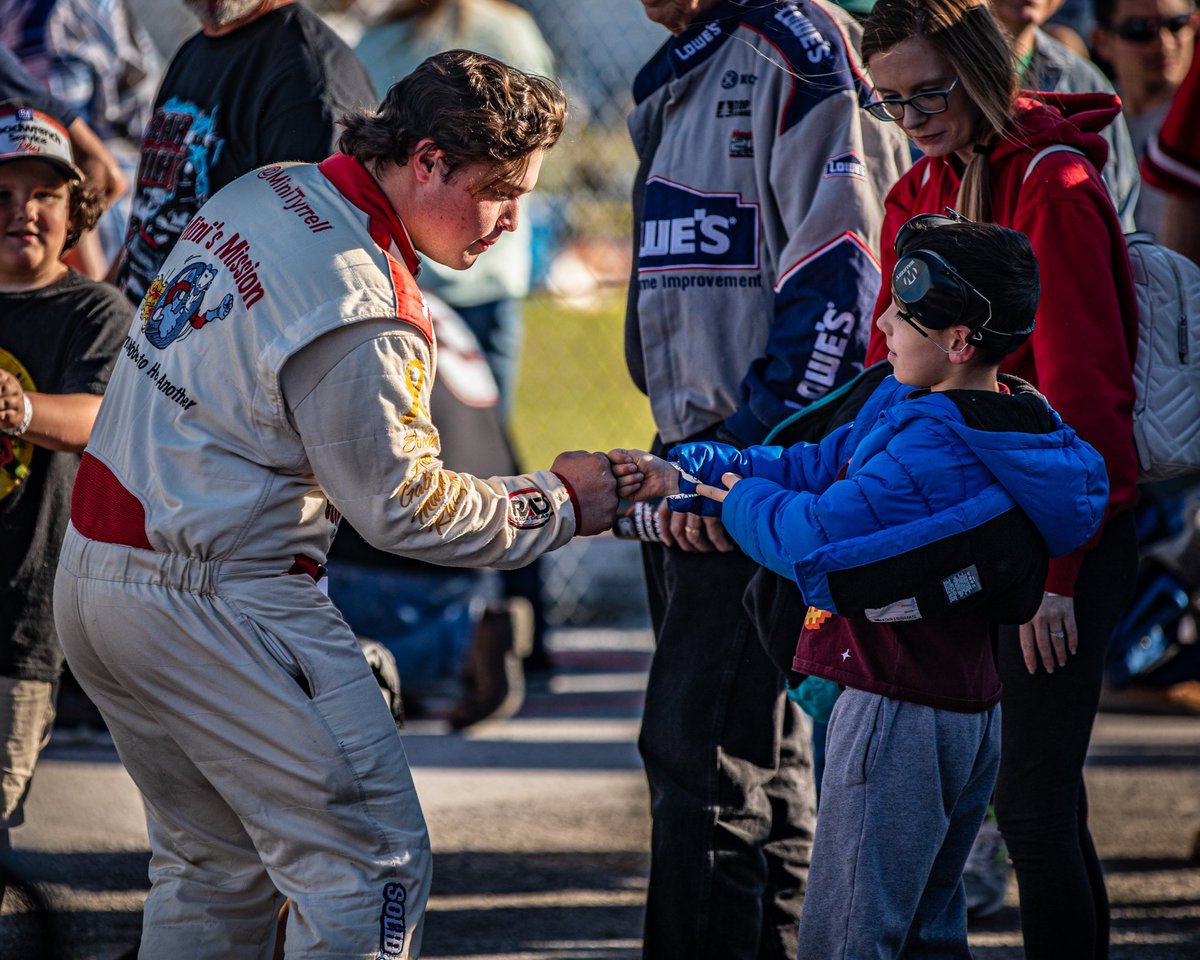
{"left": 1018, "top": 592, "right": 1078, "bottom": 674}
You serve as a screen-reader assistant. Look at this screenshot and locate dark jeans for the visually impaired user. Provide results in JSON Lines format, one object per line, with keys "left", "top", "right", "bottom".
{"left": 639, "top": 541, "right": 816, "bottom": 960}
{"left": 994, "top": 511, "right": 1137, "bottom": 960}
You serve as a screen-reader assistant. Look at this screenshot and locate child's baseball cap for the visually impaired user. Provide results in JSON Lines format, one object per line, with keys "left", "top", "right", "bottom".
{"left": 0, "top": 104, "right": 83, "bottom": 181}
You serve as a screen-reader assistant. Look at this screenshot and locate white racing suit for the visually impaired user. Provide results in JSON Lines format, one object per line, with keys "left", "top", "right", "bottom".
{"left": 54, "top": 153, "right": 578, "bottom": 959}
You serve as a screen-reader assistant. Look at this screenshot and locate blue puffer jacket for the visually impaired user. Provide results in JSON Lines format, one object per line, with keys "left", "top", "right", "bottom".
{"left": 670, "top": 375, "right": 1109, "bottom": 618}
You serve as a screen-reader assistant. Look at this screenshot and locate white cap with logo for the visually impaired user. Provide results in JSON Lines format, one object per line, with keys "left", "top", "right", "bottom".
{"left": 0, "top": 105, "right": 82, "bottom": 181}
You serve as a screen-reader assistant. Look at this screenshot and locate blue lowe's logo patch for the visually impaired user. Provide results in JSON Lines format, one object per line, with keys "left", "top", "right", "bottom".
{"left": 823, "top": 151, "right": 866, "bottom": 180}
{"left": 378, "top": 881, "right": 407, "bottom": 958}
{"left": 638, "top": 178, "right": 759, "bottom": 272}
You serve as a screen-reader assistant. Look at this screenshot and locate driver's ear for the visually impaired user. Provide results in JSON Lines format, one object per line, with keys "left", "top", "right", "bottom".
{"left": 411, "top": 140, "right": 443, "bottom": 184}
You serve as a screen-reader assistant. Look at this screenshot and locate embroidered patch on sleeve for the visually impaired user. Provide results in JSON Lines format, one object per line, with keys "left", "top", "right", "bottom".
{"left": 508, "top": 487, "right": 553, "bottom": 529}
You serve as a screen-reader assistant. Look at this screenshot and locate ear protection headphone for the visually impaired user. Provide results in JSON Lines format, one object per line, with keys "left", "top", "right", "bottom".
{"left": 892, "top": 210, "right": 1032, "bottom": 349}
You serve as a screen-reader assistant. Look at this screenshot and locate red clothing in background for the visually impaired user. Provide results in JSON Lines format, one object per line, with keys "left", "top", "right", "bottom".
{"left": 866, "top": 93, "right": 1138, "bottom": 595}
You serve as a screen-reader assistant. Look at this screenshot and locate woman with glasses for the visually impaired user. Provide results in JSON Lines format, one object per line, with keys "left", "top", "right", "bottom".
{"left": 858, "top": 1, "right": 1140, "bottom": 958}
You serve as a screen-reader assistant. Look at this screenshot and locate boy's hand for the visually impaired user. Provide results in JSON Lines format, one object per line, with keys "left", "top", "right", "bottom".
{"left": 606, "top": 448, "right": 680, "bottom": 500}
{"left": 696, "top": 472, "right": 742, "bottom": 504}
{"left": 606, "top": 448, "right": 645, "bottom": 500}
{"left": 0, "top": 370, "right": 27, "bottom": 433}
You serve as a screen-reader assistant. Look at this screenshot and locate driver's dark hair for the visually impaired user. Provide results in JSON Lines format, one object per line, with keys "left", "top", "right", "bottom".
{"left": 339, "top": 49, "right": 567, "bottom": 191}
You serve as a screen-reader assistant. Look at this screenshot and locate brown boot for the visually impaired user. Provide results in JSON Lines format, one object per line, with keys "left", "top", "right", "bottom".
{"left": 448, "top": 597, "right": 534, "bottom": 730}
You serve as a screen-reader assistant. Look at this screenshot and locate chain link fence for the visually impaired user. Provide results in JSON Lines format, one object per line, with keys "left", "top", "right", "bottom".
{"left": 505, "top": 1, "right": 662, "bottom": 627}
{"left": 508, "top": 1, "right": 663, "bottom": 626}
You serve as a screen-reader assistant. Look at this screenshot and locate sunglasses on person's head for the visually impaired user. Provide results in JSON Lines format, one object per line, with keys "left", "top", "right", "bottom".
{"left": 1110, "top": 11, "right": 1195, "bottom": 41}
{"left": 863, "top": 77, "right": 959, "bottom": 122}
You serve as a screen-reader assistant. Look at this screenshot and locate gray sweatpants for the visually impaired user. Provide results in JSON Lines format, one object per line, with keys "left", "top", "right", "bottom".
{"left": 798, "top": 688, "right": 1000, "bottom": 960}
{"left": 54, "top": 526, "right": 431, "bottom": 959}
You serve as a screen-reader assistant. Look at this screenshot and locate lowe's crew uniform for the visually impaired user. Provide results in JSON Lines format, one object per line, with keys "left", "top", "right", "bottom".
{"left": 54, "top": 153, "right": 579, "bottom": 960}
{"left": 623, "top": 2, "right": 910, "bottom": 956}
{"left": 668, "top": 373, "right": 1109, "bottom": 960}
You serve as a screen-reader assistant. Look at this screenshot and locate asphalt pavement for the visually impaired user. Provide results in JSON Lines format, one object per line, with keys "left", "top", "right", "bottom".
{"left": 3, "top": 596, "right": 1200, "bottom": 958}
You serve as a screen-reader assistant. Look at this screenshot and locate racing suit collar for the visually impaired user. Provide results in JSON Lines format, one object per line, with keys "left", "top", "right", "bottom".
{"left": 317, "top": 152, "right": 422, "bottom": 278}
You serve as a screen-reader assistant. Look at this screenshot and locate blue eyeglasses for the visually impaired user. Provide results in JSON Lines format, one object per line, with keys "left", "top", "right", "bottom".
{"left": 863, "top": 77, "right": 960, "bottom": 122}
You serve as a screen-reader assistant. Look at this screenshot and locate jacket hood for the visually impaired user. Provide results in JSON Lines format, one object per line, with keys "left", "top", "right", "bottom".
{"left": 988, "top": 93, "right": 1121, "bottom": 173}
{"left": 890, "top": 383, "right": 1108, "bottom": 556}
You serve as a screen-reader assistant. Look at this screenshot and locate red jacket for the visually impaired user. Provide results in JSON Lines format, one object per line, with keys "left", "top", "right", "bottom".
{"left": 866, "top": 93, "right": 1138, "bottom": 595}
{"left": 1142, "top": 53, "right": 1200, "bottom": 195}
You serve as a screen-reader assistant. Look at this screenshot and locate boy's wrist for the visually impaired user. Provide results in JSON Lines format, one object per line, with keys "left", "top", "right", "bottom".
{"left": 1, "top": 394, "right": 33, "bottom": 437}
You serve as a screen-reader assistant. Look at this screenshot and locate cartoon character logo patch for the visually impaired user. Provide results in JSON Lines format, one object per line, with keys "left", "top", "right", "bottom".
{"left": 140, "top": 259, "right": 234, "bottom": 349}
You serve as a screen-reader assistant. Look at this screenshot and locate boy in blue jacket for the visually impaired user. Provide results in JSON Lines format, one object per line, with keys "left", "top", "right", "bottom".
{"left": 611, "top": 217, "right": 1109, "bottom": 959}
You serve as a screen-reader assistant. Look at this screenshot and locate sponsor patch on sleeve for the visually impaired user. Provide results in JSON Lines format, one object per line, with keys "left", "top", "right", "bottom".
{"left": 823, "top": 151, "right": 866, "bottom": 180}
{"left": 508, "top": 486, "right": 553, "bottom": 529}
{"left": 864, "top": 597, "right": 923, "bottom": 622}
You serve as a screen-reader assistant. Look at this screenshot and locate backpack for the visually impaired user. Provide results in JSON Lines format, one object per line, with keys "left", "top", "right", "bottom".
{"left": 1025, "top": 145, "right": 1200, "bottom": 481}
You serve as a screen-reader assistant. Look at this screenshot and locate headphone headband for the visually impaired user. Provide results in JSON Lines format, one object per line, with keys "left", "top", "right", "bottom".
{"left": 892, "top": 211, "right": 1033, "bottom": 348}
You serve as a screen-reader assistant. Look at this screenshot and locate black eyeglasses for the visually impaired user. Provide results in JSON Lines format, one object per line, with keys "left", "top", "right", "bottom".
{"left": 1110, "top": 12, "right": 1195, "bottom": 42}
{"left": 863, "top": 77, "right": 960, "bottom": 122}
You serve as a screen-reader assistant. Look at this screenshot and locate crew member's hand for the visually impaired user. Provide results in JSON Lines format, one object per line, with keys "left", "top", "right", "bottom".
{"left": 1018, "top": 592, "right": 1078, "bottom": 674}
{"left": 551, "top": 450, "right": 618, "bottom": 537}
{"left": 68, "top": 117, "right": 127, "bottom": 209}
{"left": 656, "top": 500, "right": 735, "bottom": 553}
{"left": 0, "top": 370, "right": 27, "bottom": 433}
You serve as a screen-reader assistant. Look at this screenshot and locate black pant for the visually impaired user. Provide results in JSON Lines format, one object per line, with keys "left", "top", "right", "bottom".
{"left": 994, "top": 511, "right": 1137, "bottom": 960}
{"left": 638, "top": 540, "right": 816, "bottom": 960}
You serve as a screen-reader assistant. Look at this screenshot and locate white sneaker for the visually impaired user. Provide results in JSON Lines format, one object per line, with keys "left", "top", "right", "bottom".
{"left": 963, "top": 808, "right": 1010, "bottom": 918}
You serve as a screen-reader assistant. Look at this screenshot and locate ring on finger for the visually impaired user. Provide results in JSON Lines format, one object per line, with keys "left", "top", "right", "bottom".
{"left": 1049, "top": 630, "right": 1065, "bottom": 638}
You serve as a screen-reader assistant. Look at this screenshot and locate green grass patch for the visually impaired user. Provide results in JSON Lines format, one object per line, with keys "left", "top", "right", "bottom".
{"left": 512, "top": 290, "right": 656, "bottom": 470}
